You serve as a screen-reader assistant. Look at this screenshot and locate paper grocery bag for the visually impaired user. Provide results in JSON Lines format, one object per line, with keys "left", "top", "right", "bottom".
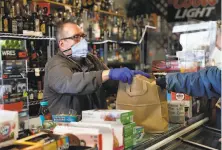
{"left": 116, "top": 75, "right": 169, "bottom": 133}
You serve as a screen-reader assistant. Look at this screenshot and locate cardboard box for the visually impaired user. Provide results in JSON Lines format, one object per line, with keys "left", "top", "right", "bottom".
{"left": 124, "top": 122, "right": 136, "bottom": 137}
{"left": 168, "top": 100, "right": 192, "bottom": 124}
{"left": 170, "top": 92, "right": 193, "bottom": 120}
{"left": 133, "top": 126, "right": 145, "bottom": 145}
{"left": 70, "top": 122, "right": 122, "bottom": 149}
{"left": 54, "top": 125, "right": 113, "bottom": 150}
{"left": 82, "top": 110, "right": 133, "bottom": 125}
{"left": 124, "top": 135, "right": 134, "bottom": 149}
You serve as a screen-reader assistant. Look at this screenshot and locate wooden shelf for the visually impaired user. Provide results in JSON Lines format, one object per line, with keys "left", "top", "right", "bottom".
{"left": 33, "top": 0, "right": 125, "bottom": 17}
{"left": 98, "top": 10, "right": 125, "bottom": 17}
{"left": 33, "top": 0, "right": 73, "bottom": 8}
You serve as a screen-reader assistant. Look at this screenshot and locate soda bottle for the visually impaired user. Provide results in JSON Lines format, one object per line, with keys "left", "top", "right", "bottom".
{"left": 39, "top": 101, "right": 52, "bottom": 125}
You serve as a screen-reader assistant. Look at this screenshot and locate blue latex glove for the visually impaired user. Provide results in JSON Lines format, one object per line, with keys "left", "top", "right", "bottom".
{"left": 131, "top": 70, "right": 150, "bottom": 78}
{"left": 109, "top": 67, "right": 134, "bottom": 84}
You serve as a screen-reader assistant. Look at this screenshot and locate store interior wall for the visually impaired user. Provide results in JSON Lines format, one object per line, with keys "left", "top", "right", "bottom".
{"left": 123, "top": 0, "right": 171, "bottom": 64}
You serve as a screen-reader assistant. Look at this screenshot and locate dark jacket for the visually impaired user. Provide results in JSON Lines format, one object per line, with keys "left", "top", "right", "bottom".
{"left": 166, "top": 66, "right": 221, "bottom": 99}
{"left": 43, "top": 51, "right": 117, "bottom": 115}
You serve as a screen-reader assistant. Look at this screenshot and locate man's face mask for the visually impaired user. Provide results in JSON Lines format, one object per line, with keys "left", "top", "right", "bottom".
{"left": 63, "top": 38, "right": 88, "bottom": 58}
{"left": 71, "top": 39, "right": 88, "bottom": 58}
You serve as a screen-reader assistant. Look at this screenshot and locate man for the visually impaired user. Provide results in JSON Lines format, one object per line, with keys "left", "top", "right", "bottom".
{"left": 43, "top": 21, "right": 149, "bottom": 115}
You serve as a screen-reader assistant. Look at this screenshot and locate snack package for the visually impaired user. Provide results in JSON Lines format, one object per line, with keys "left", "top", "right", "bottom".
{"left": 82, "top": 110, "right": 133, "bottom": 125}
{"left": 0, "top": 110, "right": 19, "bottom": 148}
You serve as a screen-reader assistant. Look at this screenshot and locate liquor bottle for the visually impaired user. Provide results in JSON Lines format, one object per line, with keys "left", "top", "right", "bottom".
{"left": 132, "top": 19, "right": 138, "bottom": 41}
{"left": 27, "top": 4, "right": 34, "bottom": 31}
{"left": 47, "top": 14, "right": 54, "bottom": 37}
{"left": 15, "top": 2, "right": 23, "bottom": 34}
{"left": 93, "top": 13, "right": 100, "bottom": 40}
{"left": 107, "top": 16, "right": 112, "bottom": 39}
{"left": 112, "top": 16, "right": 118, "bottom": 41}
{"left": 118, "top": 17, "right": 123, "bottom": 41}
{"left": 2, "top": 11, "right": 11, "bottom": 33}
{"left": 2, "top": 0, "right": 11, "bottom": 33}
{"left": 101, "top": 0, "right": 105, "bottom": 10}
{"left": 30, "top": 41, "right": 38, "bottom": 68}
{"left": 39, "top": 7, "right": 48, "bottom": 35}
{"left": 28, "top": 88, "right": 34, "bottom": 101}
{"left": 125, "top": 19, "right": 131, "bottom": 41}
{"left": 0, "top": 8, "right": 3, "bottom": 32}
{"left": 82, "top": 0, "right": 87, "bottom": 8}
{"left": 99, "top": 15, "right": 104, "bottom": 40}
{"left": 32, "top": 12, "right": 40, "bottom": 32}
{"left": 0, "top": 0, "right": 4, "bottom": 8}
{"left": 11, "top": 6, "right": 17, "bottom": 34}
{"left": 23, "top": 3, "right": 31, "bottom": 31}
{"left": 122, "top": 18, "right": 127, "bottom": 41}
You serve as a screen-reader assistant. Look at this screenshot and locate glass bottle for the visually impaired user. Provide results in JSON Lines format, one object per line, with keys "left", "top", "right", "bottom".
{"left": 32, "top": 12, "right": 40, "bottom": 32}
{"left": 2, "top": 4, "right": 11, "bottom": 33}
{"left": 0, "top": 8, "right": 3, "bottom": 32}
{"left": 29, "top": 89, "right": 34, "bottom": 101}
{"left": 39, "top": 101, "right": 52, "bottom": 125}
{"left": 112, "top": 16, "right": 119, "bottom": 40}
{"left": 39, "top": 8, "right": 47, "bottom": 35}
{"left": 132, "top": 20, "right": 138, "bottom": 41}
{"left": 15, "top": 2, "right": 23, "bottom": 34}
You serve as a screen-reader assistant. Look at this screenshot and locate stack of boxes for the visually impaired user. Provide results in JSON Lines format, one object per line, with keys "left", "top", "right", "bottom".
{"left": 81, "top": 109, "right": 144, "bottom": 149}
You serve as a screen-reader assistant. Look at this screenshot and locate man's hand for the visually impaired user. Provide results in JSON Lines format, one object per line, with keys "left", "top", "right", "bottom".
{"left": 107, "top": 67, "right": 150, "bottom": 84}
{"left": 109, "top": 67, "right": 133, "bottom": 84}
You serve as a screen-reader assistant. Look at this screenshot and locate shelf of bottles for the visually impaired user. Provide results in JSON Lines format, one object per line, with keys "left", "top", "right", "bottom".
{"left": 0, "top": 39, "right": 29, "bottom": 130}
{"left": 33, "top": 0, "right": 125, "bottom": 17}
{"left": 106, "top": 43, "right": 140, "bottom": 68}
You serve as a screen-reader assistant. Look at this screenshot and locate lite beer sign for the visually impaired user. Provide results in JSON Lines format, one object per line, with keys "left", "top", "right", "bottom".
{"left": 167, "top": 0, "right": 220, "bottom": 22}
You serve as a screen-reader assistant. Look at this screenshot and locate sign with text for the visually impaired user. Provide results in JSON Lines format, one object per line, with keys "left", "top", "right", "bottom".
{"left": 167, "top": 0, "right": 221, "bottom": 22}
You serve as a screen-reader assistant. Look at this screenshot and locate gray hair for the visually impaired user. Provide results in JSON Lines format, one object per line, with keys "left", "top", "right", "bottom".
{"left": 56, "top": 21, "right": 76, "bottom": 42}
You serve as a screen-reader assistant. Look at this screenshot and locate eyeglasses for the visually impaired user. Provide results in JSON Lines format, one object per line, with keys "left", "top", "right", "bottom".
{"left": 61, "top": 33, "right": 87, "bottom": 41}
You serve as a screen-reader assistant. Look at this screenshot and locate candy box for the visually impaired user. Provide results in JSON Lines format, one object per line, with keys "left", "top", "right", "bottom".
{"left": 82, "top": 109, "right": 133, "bottom": 125}
{"left": 124, "top": 135, "right": 134, "bottom": 149}
{"left": 0, "top": 110, "right": 19, "bottom": 148}
{"left": 124, "top": 122, "right": 136, "bottom": 137}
